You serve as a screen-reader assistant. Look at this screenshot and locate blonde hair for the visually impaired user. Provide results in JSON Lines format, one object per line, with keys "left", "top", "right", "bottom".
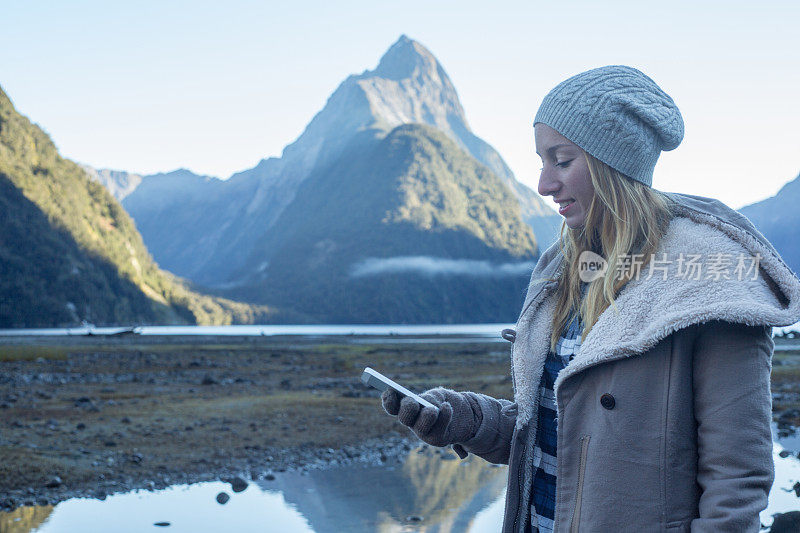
{"left": 548, "top": 153, "right": 675, "bottom": 352}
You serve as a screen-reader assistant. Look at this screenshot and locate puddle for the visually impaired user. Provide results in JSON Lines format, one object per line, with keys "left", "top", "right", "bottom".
{"left": 3, "top": 425, "right": 800, "bottom": 532}
{"left": 0, "top": 447, "right": 507, "bottom": 533}
{"left": 768, "top": 424, "right": 800, "bottom": 528}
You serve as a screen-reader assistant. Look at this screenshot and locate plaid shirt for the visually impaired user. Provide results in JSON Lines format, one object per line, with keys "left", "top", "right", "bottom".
{"left": 529, "top": 291, "right": 586, "bottom": 533}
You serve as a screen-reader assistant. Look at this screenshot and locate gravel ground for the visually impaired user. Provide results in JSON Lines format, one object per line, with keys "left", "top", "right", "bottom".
{"left": 0, "top": 334, "right": 513, "bottom": 511}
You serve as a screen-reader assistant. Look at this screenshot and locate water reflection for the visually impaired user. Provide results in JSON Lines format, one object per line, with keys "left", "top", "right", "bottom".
{"left": 0, "top": 506, "right": 54, "bottom": 533}
{"left": 767, "top": 424, "right": 800, "bottom": 529}
{"left": 270, "top": 447, "right": 506, "bottom": 532}
{"left": 3, "top": 427, "right": 800, "bottom": 532}
{"left": 0, "top": 483, "right": 315, "bottom": 533}
{"left": 0, "top": 447, "right": 507, "bottom": 533}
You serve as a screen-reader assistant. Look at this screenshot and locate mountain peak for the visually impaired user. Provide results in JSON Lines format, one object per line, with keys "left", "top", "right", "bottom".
{"left": 341, "top": 35, "right": 469, "bottom": 142}
{"left": 219, "top": 35, "right": 556, "bottom": 277}
{"left": 372, "top": 35, "right": 441, "bottom": 82}
{"left": 160, "top": 168, "right": 213, "bottom": 179}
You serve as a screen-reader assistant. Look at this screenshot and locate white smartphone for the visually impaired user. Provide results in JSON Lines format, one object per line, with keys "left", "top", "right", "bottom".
{"left": 360, "top": 367, "right": 437, "bottom": 410}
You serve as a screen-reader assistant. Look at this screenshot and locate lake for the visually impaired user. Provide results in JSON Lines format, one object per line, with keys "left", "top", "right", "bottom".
{"left": 0, "top": 323, "right": 515, "bottom": 340}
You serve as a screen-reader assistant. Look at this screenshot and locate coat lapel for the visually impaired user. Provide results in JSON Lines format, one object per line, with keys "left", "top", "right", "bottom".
{"left": 511, "top": 243, "right": 563, "bottom": 428}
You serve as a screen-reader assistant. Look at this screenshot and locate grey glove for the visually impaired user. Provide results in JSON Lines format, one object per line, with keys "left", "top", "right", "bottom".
{"left": 381, "top": 387, "right": 482, "bottom": 448}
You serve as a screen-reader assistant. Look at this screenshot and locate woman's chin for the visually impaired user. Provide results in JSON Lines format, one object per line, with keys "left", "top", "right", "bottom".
{"left": 564, "top": 216, "right": 585, "bottom": 230}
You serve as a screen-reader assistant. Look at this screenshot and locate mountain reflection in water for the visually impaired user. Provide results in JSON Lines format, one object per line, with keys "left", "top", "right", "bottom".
{"left": 0, "top": 505, "right": 54, "bottom": 533}
{"left": 271, "top": 446, "right": 507, "bottom": 532}
{"left": 0, "top": 446, "right": 507, "bottom": 533}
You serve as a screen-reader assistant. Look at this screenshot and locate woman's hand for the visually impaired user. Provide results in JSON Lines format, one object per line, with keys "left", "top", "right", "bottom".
{"left": 381, "top": 387, "right": 481, "bottom": 447}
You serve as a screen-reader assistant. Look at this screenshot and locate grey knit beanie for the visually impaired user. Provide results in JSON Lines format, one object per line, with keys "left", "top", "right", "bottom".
{"left": 533, "top": 65, "right": 684, "bottom": 187}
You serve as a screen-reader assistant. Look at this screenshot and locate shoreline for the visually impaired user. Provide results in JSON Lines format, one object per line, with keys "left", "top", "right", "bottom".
{"left": 0, "top": 433, "right": 421, "bottom": 512}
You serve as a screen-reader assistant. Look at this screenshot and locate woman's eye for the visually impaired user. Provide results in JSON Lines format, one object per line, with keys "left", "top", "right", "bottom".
{"left": 556, "top": 160, "right": 573, "bottom": 168}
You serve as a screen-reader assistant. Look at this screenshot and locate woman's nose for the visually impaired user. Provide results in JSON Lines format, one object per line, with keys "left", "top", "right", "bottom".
{"left": 538, "top": 167, "right": 560, "bottom": 197}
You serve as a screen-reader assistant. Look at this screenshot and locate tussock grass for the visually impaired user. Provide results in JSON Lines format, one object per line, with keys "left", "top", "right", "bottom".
{"left": 0, "top": 345, "right": 69, "bottom": 361}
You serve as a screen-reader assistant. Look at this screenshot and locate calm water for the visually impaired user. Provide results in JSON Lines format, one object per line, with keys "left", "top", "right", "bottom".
{"left": 0, "top": 323, "right": 515, "bottom": 339}
{"left": 0, "top": 446, "right": 508, "bottom": 533}
{"left": 3, "top": 424, "right": 800, "bottom": 533}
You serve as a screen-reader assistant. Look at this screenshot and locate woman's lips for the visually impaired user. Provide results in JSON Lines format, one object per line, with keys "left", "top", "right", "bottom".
{"left": 558, "top": 200, "right": 575, "bottom": 216}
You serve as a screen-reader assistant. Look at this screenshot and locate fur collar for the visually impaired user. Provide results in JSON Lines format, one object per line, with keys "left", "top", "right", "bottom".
{"left": 511, "top": 192, "right": 800, "bottom": 428}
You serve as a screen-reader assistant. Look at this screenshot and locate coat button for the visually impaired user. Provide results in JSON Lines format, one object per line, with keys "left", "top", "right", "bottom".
{"left": 600, "top": 393, "right": 615, "bottom": 410}
{"left": 501, "top": 329, "right": 516, "bottom": 343}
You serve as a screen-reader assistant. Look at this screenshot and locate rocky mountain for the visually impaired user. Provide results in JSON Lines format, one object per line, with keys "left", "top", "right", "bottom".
{"left": 81, "top": 166, "right": 143, "bottom": 201}
{"left": 0, "top": 85, "right": 279, "bottom": 327}
{"left": 224, "top": 123, "right": 538, "bottom": 323}
{"left": 107, "top": 35, "right": 559, "bottom": 286}
{"left": 108, "top": 169, "right": 229, "bottom": 279}
{"left": 739, "top": 171, "right": 800, "bottom": 276}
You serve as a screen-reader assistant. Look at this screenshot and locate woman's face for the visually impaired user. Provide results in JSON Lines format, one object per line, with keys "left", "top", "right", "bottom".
{"left": 534, "top": 123, "right": 595, "bottom": 229}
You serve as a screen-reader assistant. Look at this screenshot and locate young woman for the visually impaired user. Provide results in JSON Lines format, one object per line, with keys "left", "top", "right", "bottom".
{"left": 380, "top": 65, "right": 800, "bottom": 532}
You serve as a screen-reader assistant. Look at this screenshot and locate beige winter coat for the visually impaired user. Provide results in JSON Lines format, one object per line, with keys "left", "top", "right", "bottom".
{"left": 454, "top": 192, "right": 800, "bottom": 532}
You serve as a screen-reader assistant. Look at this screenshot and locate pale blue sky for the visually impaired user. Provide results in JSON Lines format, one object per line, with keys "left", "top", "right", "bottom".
{"left": 2, "top": 0, "right": 798, "bottom": 209}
